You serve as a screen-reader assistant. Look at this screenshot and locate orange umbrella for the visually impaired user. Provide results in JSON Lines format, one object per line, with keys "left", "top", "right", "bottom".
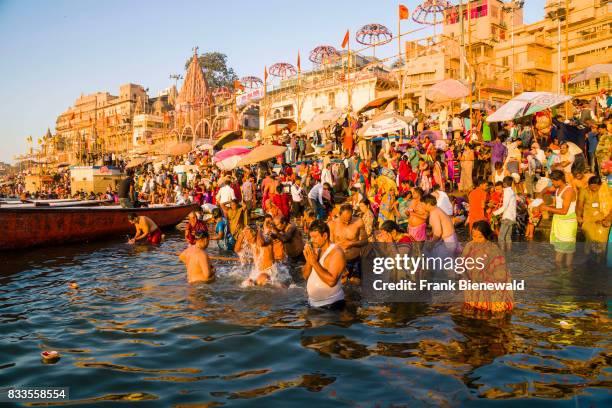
{"left": 167, "top": 142, "right": 192, "bottom": 156}
{"left": 237, "top": 145, "right": 287, "bottom": 166}
{"left": 223, "top": 139, "right": 257, "bottom": 148}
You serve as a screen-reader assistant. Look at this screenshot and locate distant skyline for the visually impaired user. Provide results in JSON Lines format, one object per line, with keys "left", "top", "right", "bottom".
{"left": 0, "top": 0, "right": 545, "bottom": 163}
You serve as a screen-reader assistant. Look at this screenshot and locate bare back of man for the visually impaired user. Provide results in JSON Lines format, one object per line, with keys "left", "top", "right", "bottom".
{"left": 428, "top": 207, "right": 455, "bottom": 240}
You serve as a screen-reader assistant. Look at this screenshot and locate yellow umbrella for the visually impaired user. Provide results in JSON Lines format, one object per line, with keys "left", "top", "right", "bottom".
{"left": 223, "top": 139, "right": 256, "bottom": 148}
{"left": 237, "top": 145, "right": 287, "bottom": 166}
{"left": 213, "top": 129, "right": 242, "bottom": 148}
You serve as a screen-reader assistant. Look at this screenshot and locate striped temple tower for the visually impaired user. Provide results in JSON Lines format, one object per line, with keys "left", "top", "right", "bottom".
{"left": 175, "top": 47, "right": 213, "bottom": 141}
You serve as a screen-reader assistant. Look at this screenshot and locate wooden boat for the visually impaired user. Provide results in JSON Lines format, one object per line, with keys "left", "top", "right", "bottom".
{"left": 0, "top": 199, "right": 112, "bottom": 208}
{"left": 0, "top": 203, "right": 198, "bottom": 250}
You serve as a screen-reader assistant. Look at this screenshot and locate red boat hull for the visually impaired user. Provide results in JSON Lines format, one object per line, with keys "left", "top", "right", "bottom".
{"left": 0, "top": 204, "right": 198, "bottom": 250}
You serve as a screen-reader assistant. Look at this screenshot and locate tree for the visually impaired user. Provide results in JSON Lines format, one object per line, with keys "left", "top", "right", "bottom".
{"left": 185, "top": 52, "right": 238, "bottom": 90}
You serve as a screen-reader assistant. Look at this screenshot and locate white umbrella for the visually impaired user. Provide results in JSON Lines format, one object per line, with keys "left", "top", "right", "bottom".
{"left": 568, "top": 64, "right": 612, "bottom": 84}
{"left": 486, "top": 92, "right": 572, "bottom": 122}
{"left": 300, "top": 108, "right": 345, "bottom": 134}
{"left": 360, "top": 113, "right": 410, "bottom": 138}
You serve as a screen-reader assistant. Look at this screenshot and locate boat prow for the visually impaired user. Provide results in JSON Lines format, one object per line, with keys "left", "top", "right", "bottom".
{"left": 0, "top": 203, "right": 198, "bottom": 250}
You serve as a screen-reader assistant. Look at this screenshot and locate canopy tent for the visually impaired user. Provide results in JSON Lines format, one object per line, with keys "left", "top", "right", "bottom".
{"left": 300, "top": 108, "right": 345, "bottom": 134}
{"left": 359, "top": 113, "right": 411, "bottom": 138}
{"left": 486, "top": 92, "right": 572, "bottom": 122}
{"left": 426, "top": 79, "right": 469, "bottom": 103}
{"left": 125, "top": 157, "right": 148, "bottom": 169}
{"left": 568, "top": 63, "right": 612, "bottom": 84}
{"left": 357, "top": 94, "right": 398, "bottom": 114}
{"left": 267, "top": 117, "right": 296, "bottom": 126}
{"left": 261, "top": 122, "right": 296, "bottom": 139}
{"left": 237, "top": 145, "right": 287, "bottom": 166}
{"left": 213, "top": 129, "right": 242, "bottom": 149}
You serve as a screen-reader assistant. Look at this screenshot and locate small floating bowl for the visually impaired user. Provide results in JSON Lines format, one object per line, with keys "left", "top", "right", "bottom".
{"left": 41, "top": 350, "right": 60, "bottom": 363}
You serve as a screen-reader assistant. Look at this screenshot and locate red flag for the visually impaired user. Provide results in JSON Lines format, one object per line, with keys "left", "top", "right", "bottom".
{"left": 341, "top": 30, "right": 350, "bottom": 49}
{"left": 297, "top": 51, "right": 301, "bottom": 72}
{"left": 399, "top": 4, "right": 409, "bottom": 20}
{"left": 233, "top": 79, "right": 245, "bottom": 91}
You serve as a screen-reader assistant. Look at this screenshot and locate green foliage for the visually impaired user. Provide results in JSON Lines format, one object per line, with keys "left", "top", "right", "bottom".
{"left": 185, "top": 52, "right": 238, "bottom": 89}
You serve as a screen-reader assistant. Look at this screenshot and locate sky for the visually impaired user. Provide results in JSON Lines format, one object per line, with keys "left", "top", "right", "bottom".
{"left": 0, "top": 0, "right": 545, "bottom": 163}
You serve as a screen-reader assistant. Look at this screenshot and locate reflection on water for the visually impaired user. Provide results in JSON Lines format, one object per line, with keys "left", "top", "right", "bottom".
{"left": 0, "top": 231, "right": 610, "bottom": 407}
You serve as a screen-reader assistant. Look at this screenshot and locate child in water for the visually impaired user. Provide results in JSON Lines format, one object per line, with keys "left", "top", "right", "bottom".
{"left": 179, "top": 229, "right": 214, "bottom": 283}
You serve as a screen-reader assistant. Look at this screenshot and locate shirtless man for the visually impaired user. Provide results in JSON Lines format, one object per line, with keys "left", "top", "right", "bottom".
{"left": 421, "top": 194, "right": 458, "bottom": 256}
{"left": 274, "top": 215, "right": 304, "bottom": 260}
{"left": 406, "top": 187, "right": 429, "bottom": 242}
{"left": 303, "top": 220, "right": 346, "bottom": 309}
{"left": 237, "top": 220, "right": 285, "bottom": 286}
{"left": 179, "top": 229, "right": 214, "bottom": 283}
{"left": 329, "top": 203, "right": 368, "bottom": 281}
{"left": 127, "top": 213, "right": 163, "bottom": 245}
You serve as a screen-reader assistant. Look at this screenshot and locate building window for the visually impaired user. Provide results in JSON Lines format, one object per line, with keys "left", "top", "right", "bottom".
{"left": 568, "top": 55, "right": 575, "bottom": 63}
{"left": 502, "top": 56, "right": 509, "bottom": 66}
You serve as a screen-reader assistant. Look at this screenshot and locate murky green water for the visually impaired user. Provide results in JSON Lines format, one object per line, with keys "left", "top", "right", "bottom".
{"left": 1, "top": 230, "right": 610, "bottom": 407}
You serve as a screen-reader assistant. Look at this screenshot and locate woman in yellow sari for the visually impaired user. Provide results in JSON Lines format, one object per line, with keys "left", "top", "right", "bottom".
{"left": 577, "top": 175, "right": 612, "bottom": 258}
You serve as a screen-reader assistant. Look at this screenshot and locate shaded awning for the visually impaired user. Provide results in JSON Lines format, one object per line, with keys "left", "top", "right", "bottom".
{"left": 300, "top": 108, "right": 345, "bottom": 134}
{"left": 125, "top": 157, "right": 148, "bottom": 169}
{"left": 267, "top": 117, "right": 296, "bottom": 126}
{"left": 357, "top": 94, "right": 398, "bottom": 114}
{"left": 237, "top": 145, "right": 287, "bottom": 166}
{"left": 223, "top": 138, "right": 257, "bottom": 148}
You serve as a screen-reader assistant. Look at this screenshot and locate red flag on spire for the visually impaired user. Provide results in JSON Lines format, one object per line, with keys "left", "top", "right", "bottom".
{"left": 399, "top": 4, "right": 409, "bottom": 20}
{"left": 233, "top": 79, "right": 245, "bottom": 91}
{"left": 341, "top": 30, "right": 350, "bottom": 49}
{"left": 297, "top": 51, "right": 301, "bottom": 72}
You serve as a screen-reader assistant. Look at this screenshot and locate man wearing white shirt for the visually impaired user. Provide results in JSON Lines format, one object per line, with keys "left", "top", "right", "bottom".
{"left": 308, "top": 182, "right": 331, "bottom": 219}
{"left": 321, "top": 163, "right": 334, "bottom": 187}
{"left": 216, "top": 181, "right": 236, "bottom": 207}
{"left": 431, "top": 185, "right": 453, "bottom": 216}
{"left": 493, "top": 176, "right": 517, "bottom": 251}
{"left": 290, "top": 179, "right": 305, "bottom": 219}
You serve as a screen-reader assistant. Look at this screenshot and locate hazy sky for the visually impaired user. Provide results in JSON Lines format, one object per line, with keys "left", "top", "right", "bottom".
{"left": 0, "top": 0, "right": 545, "bottom": 163}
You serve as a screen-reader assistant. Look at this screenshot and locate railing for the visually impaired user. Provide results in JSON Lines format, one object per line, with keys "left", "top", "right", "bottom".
{"left": 569, "top": 79, "right": 612, "bottom": 95}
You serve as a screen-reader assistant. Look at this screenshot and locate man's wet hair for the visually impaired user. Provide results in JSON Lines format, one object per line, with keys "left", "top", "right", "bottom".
{"left": 549, "top": 169, "right": 566, "bottom": 182}
{"left": 309, "top": 219, "right": 330, "bottom": 237}
{"left": 127, "top": 213, "right": 138, "bottom": 222}
{"left": 339, "top": 203, "right": 353, "bottom": 214}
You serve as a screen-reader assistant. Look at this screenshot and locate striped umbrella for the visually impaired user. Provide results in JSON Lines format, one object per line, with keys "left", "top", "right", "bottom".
{"left": 213, "top": 147, "right": 251, "bottom": 170}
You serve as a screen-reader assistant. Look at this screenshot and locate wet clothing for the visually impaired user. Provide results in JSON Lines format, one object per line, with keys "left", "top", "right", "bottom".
{"left": 147, "top": 228, "right": 162, "bottom": 245}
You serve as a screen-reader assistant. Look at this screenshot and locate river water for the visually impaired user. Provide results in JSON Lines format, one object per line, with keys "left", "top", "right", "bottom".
{"left": 1, "top": 230, "right": 610, "bottom": 407}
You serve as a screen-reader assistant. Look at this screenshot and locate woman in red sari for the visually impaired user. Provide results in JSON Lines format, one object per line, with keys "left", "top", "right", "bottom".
{"left": 462, "top": 221, "right": 514, "bottom": 316}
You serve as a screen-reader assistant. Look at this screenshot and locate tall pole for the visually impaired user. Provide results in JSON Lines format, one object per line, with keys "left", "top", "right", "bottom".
{"left": 459, "top": 0, "right": 465, "bottom": 81}
{"left": 468, "top": 0, "right": 473, "bottom": 129}
{"left": 511, "top": 4, "right": 515, "bottom": 97}
{"left": 297, "top": 57, "right": 301, "bottom": 133}
{"left": 397, "top": 11, "right": 402, "bottom": 114}
{"left": 557, "top": 14, "right": 562, "bottom": 94}
{"left": 564, "top": 0, "right": 570, "bottom": 115}
{"left": 347, "top": 41, "right": 352, "bottom": 114}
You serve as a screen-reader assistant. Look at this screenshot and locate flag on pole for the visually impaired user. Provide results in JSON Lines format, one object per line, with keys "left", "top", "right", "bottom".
{"left": 264, "top": 66, "right": 268, "bottom": 82}
{"left": 399, "top": 4, "right": 409, "bottom": 20}
{"left": 233, "top": 79, "right": 245, "bottom": 91}
{"left": 341, "top": 30, "right": 350, "bottom": 49}
{"left": 297, "top": 51, "right": 301, "bottom": 73}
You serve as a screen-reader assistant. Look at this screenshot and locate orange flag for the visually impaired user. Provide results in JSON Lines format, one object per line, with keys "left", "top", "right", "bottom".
{"left": 297, "top": 51, "right": 301, "bottom": 72}
{"left": 233, "top": 79, "right": 245, "bottom": 91}
{"left": 264, "top": 66, "right": 268, "bottom": 82}
{"left": 399, "top": 4, "right": 409, "bottom": 20}
{"left": 341, "top": 29, "right": 350, "bottom": 49}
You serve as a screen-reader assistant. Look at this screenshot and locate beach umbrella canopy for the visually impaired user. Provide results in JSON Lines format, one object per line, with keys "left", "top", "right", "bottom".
{"left": 167, "top": 142, "right": 192, "bottom": 156}
{"left": 213, "top": 129, "right": 242, "bottom": 149}
{"left": 222, "top": 138, "right": 257, "bottom": 149}
{"left": 426, "top": 79, "right": 469, "bottom": 103}
{"left": 360, "top": 113, "right": 411, "bottom": 138}
{"left": 486, "top": 92, "right": 572, "bottom": 122}
{"left": 568, "top": 63, "right": 612, "bottom": 84}
{"left": 237, "top": 145, "right": 287, "bottom": 166}
{"left": 213, "top": 147, "right": 251, "bottom": 171}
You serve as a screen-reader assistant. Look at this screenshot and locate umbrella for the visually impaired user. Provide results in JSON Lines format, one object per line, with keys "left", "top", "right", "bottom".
{"left": 237, "top": 145, "right": 287, "bottom": 166}
{"left": 486, "top": 92, "right": 572, "bottom": 122}
{"left": 418, "top": 129, "right": 443, "bottom": 141}
{"left": 222, "top": 138, "right": 257, "bottom": 149}
{"left": 261, "top": 123, "right": 296, "bottom": 139}
{"left": 357, "top": 94, "right": 397, "bottom": 114}
{"left": 565, "top": 141, "right": 583, "bottom": 156}
{"left": 125, "top": 157, "right": 148, "bottom": 169}
{"left": 568, "top": 63, "right": 612, "bottom": 84}
{"left": 267, "top": 117, "right": 296, "bottom": 126}
{"left": 426, "top": 79, "right": 469, "bottom": 103}
{"left": 359, "top": 113, "right": 411, "bottom": 138}
{"left": 213, "top": 129, "right": 242, "bottom": 149}
{"left": 194, "top": 139, "right": 213, "bottom": 150}
{"left": 300, "top": 108, "right": 345, "bottom": 134}
{"left": 213, "top": 147, "right": 251, "bottom": 170}
{"left": 167, "top": 142, "right": 192, "bottom": 156}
